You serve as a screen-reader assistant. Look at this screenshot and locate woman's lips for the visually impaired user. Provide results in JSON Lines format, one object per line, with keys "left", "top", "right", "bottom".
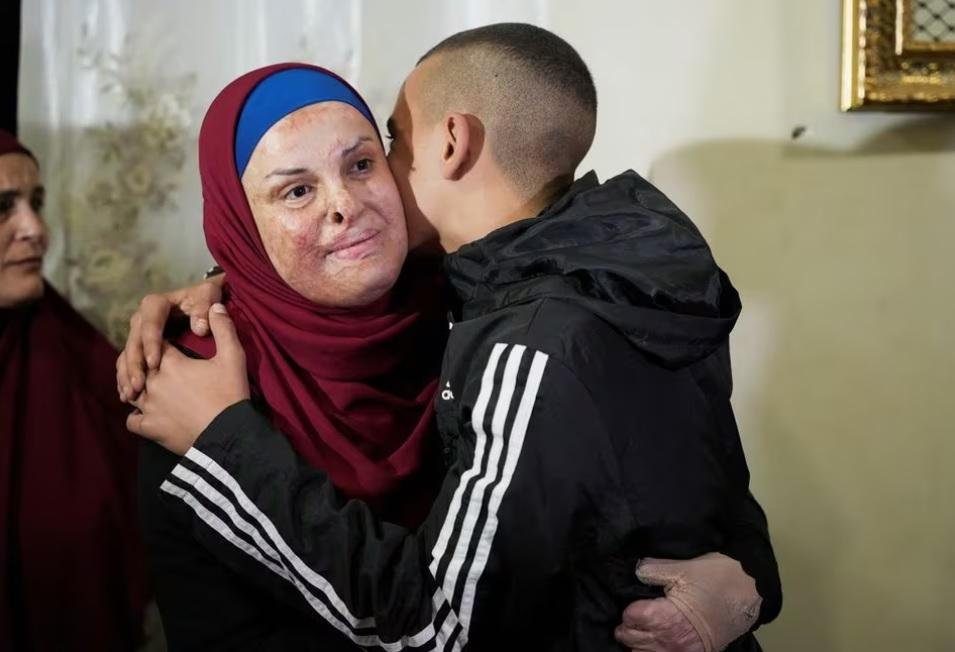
{"left": 328, "top": 230, "right": 381, "bottom": 261}
{"left": 4, "top": 256, "right": 43, "bottom": 271}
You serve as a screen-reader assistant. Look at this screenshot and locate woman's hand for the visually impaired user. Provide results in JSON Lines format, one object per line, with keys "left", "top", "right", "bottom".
{"left": 127, "top": 303, "right": 250, "bottom": 455}
{"left": 117, "top": 275, "right": 226, "bottom": 403}
{"left": 614, "top": 553, "right": 761, "bottom": 652}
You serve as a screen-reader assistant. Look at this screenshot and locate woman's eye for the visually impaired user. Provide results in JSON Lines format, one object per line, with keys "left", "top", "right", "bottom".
{"left": 285, "top": 185, "right": 311, "bottom": 200}
{"left": 31, "top": 197, "right": 44, "bottom": 213}
{"left": 0, "top": 198, "right": 12, "bottom": 214}
{"left": 354, "top": 158, "right": 372, "bottom": 173}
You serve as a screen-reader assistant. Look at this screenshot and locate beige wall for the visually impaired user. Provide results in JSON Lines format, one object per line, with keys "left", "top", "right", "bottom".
{"left": 548, "top": 1, "right": 955, "bottom": 650}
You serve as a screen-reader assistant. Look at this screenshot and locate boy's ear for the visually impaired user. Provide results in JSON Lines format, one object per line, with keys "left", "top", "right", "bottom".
{"left": 440, "top": 112, "right": 482, "bottom": 180}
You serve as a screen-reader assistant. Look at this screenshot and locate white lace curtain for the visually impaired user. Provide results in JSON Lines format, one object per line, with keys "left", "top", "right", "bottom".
{"left": 18, "top": 0, "right": 547, "bottom": 342}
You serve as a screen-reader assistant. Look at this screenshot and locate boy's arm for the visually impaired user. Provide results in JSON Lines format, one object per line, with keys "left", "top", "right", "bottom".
{"left": 157, "top": 343, "right": 616, "bottom": 648}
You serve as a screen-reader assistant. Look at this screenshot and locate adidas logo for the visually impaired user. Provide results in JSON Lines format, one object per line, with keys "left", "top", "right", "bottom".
{"left": 441, "top": 382, "right": 455, "bottom": 401}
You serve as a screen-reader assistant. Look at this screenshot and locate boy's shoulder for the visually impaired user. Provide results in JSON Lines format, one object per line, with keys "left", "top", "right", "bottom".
{"left": 450, "top": 297, "right": 642, "bottom": 383}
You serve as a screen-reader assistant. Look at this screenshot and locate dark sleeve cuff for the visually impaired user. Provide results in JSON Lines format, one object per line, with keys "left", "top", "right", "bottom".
{"left": 723, "top": 498, "right": 783, "bottom": 627}
{"left": 178, "top": 398, "right": 312, "bottom": 507}
{"left": 191, "top": 399, "right": 272, "bottom": 466}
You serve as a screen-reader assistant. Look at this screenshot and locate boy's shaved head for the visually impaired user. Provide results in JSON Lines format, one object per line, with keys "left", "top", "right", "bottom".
{"left": 416, "top": 23, "right": 597, "bottom": 196}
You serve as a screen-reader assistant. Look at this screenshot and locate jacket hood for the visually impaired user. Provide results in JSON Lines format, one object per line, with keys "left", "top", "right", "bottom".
{"left": 445, "top": 170, "right": 741, "bottom": 368}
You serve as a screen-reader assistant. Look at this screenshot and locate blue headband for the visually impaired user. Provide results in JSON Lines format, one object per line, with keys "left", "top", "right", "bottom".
{"left": 234, "top": 68, "right": 377, "bottom": 177}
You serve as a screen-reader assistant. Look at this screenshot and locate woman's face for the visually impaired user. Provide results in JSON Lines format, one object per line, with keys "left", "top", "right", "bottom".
{"left": 242, "top": 102, "right": 407, "bottom": 308}
{"left": 0, "top": 153, "right": 47, "bottom": 308}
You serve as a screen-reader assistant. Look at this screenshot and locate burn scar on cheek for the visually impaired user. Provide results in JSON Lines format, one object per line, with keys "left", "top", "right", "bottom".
{"left": 271, "top": 212, "right": 323, "bottom": 256}
{"left": 293, "top": 229, "right": 317, "bottom": 252}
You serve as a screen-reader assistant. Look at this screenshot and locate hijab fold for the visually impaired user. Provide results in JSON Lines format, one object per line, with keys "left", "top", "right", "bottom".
{"left": 0, "top": 292, "right": 150, "bottom": 651}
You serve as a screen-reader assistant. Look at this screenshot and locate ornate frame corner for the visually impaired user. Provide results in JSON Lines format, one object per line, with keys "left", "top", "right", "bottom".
{"left": 842, "top": 0, "right": 955, "bottom": 110}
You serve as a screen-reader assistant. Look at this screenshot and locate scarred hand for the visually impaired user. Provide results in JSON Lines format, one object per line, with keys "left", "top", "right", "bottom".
{"left": 127, "top": 303, "right": 249, "bottom": 455}
{"left": 116, "top": 274, "right": 225, "bottom": 403}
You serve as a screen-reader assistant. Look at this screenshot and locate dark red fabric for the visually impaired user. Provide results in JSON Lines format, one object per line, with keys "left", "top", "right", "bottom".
{"left": 0, "top": 128, "right": 35, "bottom": 162}
{"left": 0, "top": 284, "right": 149, "bottom": 651}
{"left": 177, "top": 63, "right": 446, "bottom": 522}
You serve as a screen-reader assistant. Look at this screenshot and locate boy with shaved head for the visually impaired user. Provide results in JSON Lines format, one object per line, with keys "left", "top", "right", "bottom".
{"left": 123, "top": 23, "right": 780, "bottom": 651}
{"left": 413, "top": 23, "right": 597, "bottom": 198}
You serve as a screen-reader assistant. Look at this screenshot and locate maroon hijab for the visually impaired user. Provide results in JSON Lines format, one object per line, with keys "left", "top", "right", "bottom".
{"left": 178, "top": 64, "right": 446, "bottom": 522}
{"left": 0, "top": 130, "right": 148, "bottom": 650}
{"left": 0, "top": 129, "right": 32, "bottom": 160}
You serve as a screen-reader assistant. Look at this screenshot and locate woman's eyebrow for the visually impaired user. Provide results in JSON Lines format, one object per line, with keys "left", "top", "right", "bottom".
{"left": 0, "top": 184, "right": 42, "bottom": 198}
{"left": 340, "top": 136, "right": 374, "bottom": 159}
{"left": 266, "top": 167, "right": 308, "bottom": 179}
{"left": 264, "top": 136, "right": 373, "bottom": 179}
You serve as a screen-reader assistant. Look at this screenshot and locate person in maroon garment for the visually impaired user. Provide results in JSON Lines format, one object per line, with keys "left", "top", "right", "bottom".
{"left": 0, "top": 129, "right": 149, "bottom": 650}
{"left": 172, "top": 66, "right": 449, "bottom": 526}
{"left": 131, "top": 64, "right": 451, "bottom": 649}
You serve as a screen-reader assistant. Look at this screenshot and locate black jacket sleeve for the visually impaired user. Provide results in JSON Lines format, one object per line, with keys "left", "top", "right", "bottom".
{"left": 724, "top": 491, "right": 782, "bottom": 626}
{"left": 690, "top": 343, "right": 781, "bottom": 627}
{"left": 139, "top": 440, "right": 335, "bottom": 651}
{"left": 158, "top": 344, "right": 633, "bottom": 650}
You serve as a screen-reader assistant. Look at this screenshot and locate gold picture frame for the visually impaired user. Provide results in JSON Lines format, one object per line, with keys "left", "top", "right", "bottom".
{"left": 842, "top": 0, "right": 955, "bottom": 110}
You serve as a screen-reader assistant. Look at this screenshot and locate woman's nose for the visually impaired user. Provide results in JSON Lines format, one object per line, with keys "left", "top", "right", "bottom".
{"left": 15, "top": 204, "right": 46, "bottom": 243}
{"left": 327, "top": 186, "right": 357, "bottom": 226}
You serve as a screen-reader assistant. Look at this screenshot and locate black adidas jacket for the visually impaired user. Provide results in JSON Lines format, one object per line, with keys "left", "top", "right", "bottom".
{"left": 157, "top": 171, "right": 781, "bottom": 650}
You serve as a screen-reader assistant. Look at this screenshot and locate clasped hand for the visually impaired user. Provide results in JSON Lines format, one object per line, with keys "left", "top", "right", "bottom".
{"left": 122, "top": 303, "right": 250, "bottom": 455}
